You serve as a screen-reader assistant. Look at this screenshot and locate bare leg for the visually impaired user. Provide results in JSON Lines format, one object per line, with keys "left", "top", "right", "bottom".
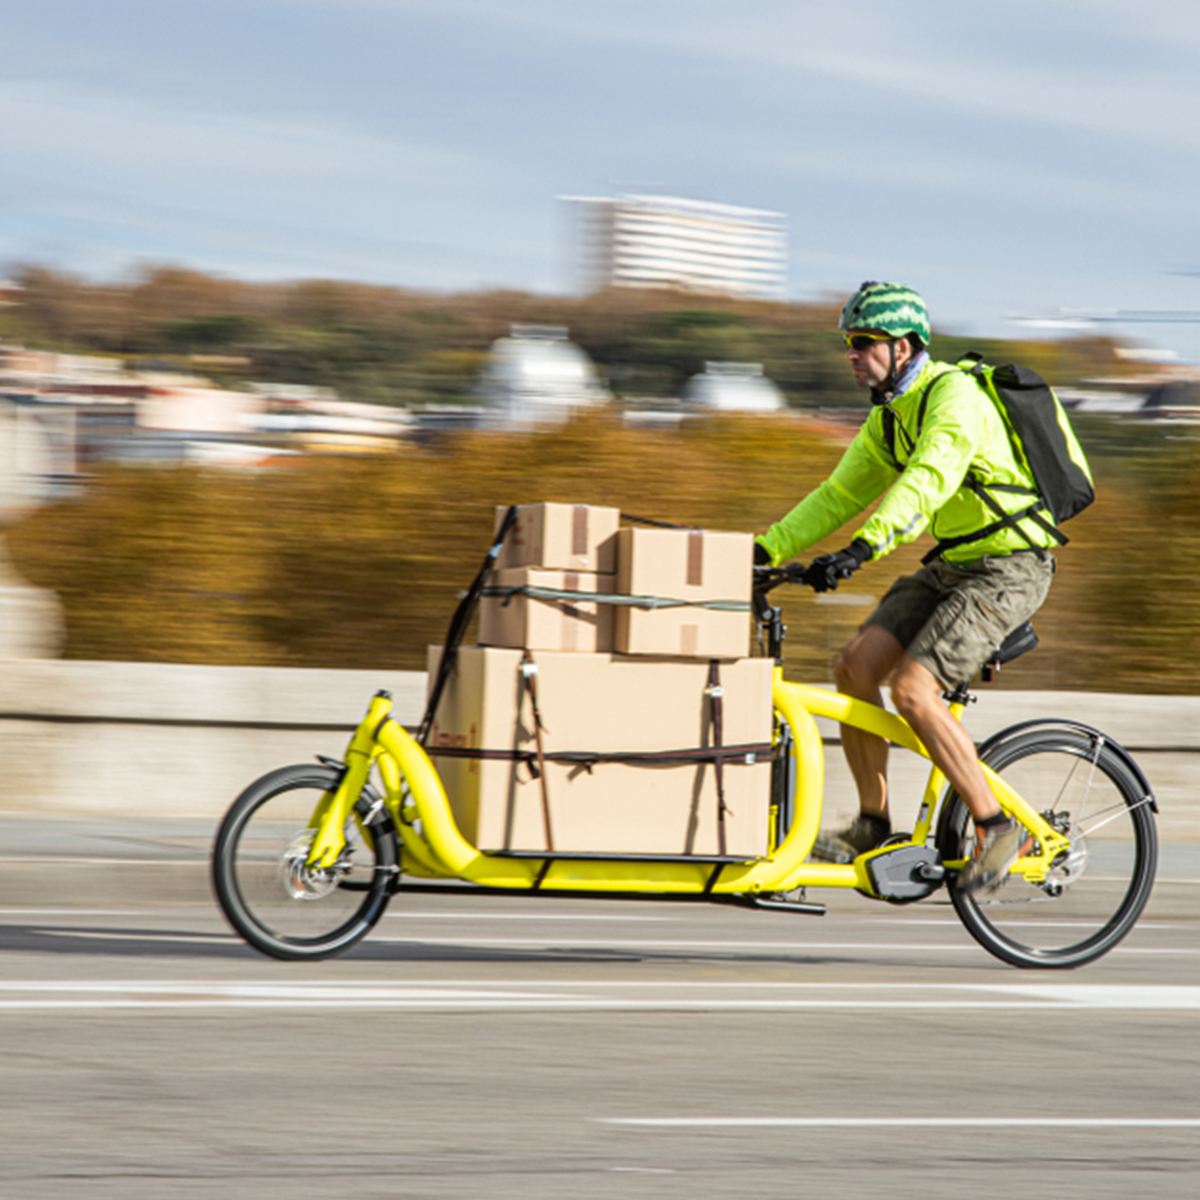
{"left": 889, "top": 655, "right": 1001, "bottom": 822}
{"left": 833, "top": 625, "right": 907, "bottom": 820}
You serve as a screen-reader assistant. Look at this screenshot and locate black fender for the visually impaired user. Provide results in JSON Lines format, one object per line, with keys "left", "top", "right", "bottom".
{"left": 974, "top": 718, "right": 1157, "bottom": 814}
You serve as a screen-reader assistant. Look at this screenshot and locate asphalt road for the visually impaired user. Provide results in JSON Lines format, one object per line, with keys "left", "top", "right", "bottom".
{"left": 1, "top": 818, "right": 1198, "bottom": 1199}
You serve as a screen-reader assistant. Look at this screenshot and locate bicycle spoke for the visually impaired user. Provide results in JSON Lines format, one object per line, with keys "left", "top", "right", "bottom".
{"left": 1076, "top": 793, "right": 1156, "bottom": 838}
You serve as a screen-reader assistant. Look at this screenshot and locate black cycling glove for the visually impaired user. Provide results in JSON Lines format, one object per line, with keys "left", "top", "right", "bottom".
{"left": 803, "top": 537, "right": 872, "bottom": 593}
{"left": 753, "top": 540, "right": 772, "bottom": 567}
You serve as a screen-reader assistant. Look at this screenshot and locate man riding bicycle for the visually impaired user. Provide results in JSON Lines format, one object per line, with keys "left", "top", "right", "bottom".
{"left": 755, "top": 281, "right": 1058, "bottom": 894}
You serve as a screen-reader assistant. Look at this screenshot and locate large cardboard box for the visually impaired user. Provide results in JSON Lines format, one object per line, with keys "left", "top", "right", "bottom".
{"left": 479, "top": 568, "right": 615, "bottom": 652}
{"left": 614, "top": 526, "right": 753, "bottom": 658}
{"left": 494, "top": 503, "right": 620, "bottom": 573}
{"left": 425, "top": 646, "right": 773, "bottom": 857}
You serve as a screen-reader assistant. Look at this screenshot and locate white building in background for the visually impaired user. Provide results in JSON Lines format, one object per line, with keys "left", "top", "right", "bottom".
{"left": 681, "top": 362, "right": 787, "bottom": 412}
{"left": 565, "top": 194, "right": 788, "bottom": 300}
{"left": 476, "top": 325, "right": 611, "bottom": 428}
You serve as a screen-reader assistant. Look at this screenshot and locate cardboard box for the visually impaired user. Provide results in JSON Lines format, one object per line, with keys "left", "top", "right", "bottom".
{"left": 425, "top": 646, "right": 773, "bottom": 857}
{"left": 479, "top": 568, "right": 615, "bottom": 652}
{"left": 614, "top": 526, "right": 753, "bottom": 658}
{"left": 494, "top": 503, "right": 620, "bottom": 573}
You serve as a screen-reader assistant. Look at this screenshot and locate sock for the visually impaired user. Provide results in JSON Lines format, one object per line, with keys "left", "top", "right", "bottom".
{"left": 977, "top": 811, "right": 1014, "bottom": 833}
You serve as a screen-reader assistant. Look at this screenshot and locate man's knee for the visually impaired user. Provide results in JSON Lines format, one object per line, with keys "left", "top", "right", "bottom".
{"left": 890, "top": 657, "right": 941, "bottom": 719}
{"left": 835, "top": 626, "right": 900, "bottom": 695}
{"left": 833, "top": 642, "right": 870, "bottom": 693}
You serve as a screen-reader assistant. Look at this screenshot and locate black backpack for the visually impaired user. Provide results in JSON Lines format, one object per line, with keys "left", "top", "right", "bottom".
{"left": 959, "top": 352, "right": 1094, "bottom": 522}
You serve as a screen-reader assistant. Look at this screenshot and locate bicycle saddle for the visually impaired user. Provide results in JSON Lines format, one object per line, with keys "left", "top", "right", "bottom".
{"left": 991, "top": 620, "right": 1038, "bottom": 666}
{"left": 978, "top": 620, "right": 1038, "bottom": 682}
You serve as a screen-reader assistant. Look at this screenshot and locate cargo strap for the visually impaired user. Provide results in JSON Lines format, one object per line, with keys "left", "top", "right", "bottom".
{"left": 707, "top": 659, "right": 729, "bottom": 857}
{"left": 482, "top": 584, "right": 751, "bottom": 612}
{"left": 418, "top": 504, "right": 519, "bottom": 746}
{"left": 426, "top": 742, "right": 773, "bottom": 771}
{"left": 521, "top": 650, "right": 554, "bottom": 852}
{"left": 619, "top": 512, "right": 690, "bottom": 529}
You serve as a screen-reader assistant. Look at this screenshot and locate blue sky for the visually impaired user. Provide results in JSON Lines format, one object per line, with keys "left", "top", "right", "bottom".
{"left": 3, "top": 0, "right": 1200, "bottom": 359}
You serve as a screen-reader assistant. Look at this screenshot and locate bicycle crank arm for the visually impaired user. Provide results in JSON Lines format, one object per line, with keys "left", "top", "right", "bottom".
{"left": 751, "top": 894, "right": 827, "bottom": 915}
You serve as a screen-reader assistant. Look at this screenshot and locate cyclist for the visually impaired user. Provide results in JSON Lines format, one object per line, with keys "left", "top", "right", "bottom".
{"left": 755, "top": 281, "right": 1057, "bottom": 893}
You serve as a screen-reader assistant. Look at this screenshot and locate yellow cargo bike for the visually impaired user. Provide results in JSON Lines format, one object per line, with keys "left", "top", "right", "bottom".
{"left": 212, "top": 509, "right": 1158, "bottom": 969}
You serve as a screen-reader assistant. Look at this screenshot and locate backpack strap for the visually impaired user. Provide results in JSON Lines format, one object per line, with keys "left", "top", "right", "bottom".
{"left": 920, "top": 357, "right": 1068, "bottom": 563}
{"left": 881, "top": 365, "right": 1065, "bottom": 563}
{"left": 922, "top": 474, "right": 1066, "bottom": 564}
{"left": 880, "top": 373, "right": 938, "bottom": 469}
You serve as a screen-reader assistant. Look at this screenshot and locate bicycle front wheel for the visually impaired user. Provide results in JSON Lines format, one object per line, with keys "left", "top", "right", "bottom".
{"left": 212, "top": 763, "right": 398, "bottom": 961}
{"left": 937, "top": 725, "right": 1157, "bottom": 969}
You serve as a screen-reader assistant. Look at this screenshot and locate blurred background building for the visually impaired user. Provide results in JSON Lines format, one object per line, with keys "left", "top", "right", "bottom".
{"left": 681, "top": 362, "right": 787, "bottom": 412}
{"left": 475, "top": 325, "right": 611, "bottom": 428}
{"left": 565, "top": 194, "right": 788, "bottom": 300}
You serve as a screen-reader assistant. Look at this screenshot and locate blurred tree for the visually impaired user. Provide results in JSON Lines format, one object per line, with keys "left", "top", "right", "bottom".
{"left": 3, "top": 266, "right": 1134, "bottom": 409}
{"left": 6, "top": 409, "right": 1192, "bottom": 693}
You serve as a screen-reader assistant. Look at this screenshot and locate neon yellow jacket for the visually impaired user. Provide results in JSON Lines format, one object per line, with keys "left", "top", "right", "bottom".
{"left": 759, "top": 360, "right": 1060, "bottom": 565}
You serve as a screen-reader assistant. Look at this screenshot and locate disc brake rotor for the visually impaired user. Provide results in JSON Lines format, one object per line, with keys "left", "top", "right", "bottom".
{"left": 1046, "top": 820, "right": 1089, "bottom": 888}
{"left": 280, "top": 831, "right": 341, "bottom": 901}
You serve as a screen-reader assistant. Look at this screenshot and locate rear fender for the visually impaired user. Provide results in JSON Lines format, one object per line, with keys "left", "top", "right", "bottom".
{"left": 976, "top": 718, "right": 1157, "bottom": 813}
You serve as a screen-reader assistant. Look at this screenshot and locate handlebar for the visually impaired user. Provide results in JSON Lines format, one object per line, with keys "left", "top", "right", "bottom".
{"left": 752, "top": 563, "right": 808, "bottom": 597}
{"left": 751, "top": 563, "right": 809, "bottom": 631}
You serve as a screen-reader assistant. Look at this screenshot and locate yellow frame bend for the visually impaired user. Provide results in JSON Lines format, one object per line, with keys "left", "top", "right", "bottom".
{"left": 311, "top": 678, "right": 1066, "bottom": 894}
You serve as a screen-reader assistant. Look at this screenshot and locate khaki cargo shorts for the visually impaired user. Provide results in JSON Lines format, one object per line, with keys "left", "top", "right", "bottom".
{"left": 865, "top": 552, "right": 1055, "bottom": 688}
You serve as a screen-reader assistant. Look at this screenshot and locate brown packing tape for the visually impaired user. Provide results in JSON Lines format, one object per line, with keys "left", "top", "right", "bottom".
{"left": 687, "top": 528, "right": 704, "bottom": 587}
{"left": 562, "top": 571, "right": 579, "bottom": 651}
{"left": 572, "top": 504, "right": 588, "bottom": 558}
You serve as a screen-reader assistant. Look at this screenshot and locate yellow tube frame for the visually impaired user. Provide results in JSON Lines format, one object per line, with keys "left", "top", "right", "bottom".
{"left": 307, "top": 671, "right": 1068, "bottom": 896}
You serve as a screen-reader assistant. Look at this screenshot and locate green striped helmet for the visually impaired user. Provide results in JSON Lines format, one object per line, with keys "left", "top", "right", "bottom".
{"left": 839, "top": 281, "right": 931, "bottom": 348}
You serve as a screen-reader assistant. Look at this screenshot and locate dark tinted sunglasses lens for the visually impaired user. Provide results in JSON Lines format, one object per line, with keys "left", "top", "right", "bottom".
{"left": 848, "top": 335, "right": 876, "bottom": 351}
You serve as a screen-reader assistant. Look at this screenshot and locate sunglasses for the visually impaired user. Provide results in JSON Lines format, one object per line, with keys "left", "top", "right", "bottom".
{"left": 843, "top": 332, "right": 894, "bottom": 351}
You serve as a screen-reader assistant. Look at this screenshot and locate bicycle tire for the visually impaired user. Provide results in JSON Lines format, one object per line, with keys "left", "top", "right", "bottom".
{"left": 212, "top": 763, "right": 398, "bottom": 961}
{"left": 937, "top": 725, "right": 1156, "bottom": 969}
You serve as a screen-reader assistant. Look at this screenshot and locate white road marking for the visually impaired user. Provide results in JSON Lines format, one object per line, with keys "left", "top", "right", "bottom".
{"left": 0, "top": 980, "right": 1198, "bottom": 1012}
{"left": 0, "top": 858, "right": 205, "bottom": 865}
{"left": 600, "top": 1117, "right": 1200, "bottom": 1129}
{"left": 0, "top": 908, "right": 164, "bottom": 917}
{"left": 37, "top": 930, "right": 237, "bottom": 944}
{"left": 380, "top": 912, "right": 675, "bottom": 921}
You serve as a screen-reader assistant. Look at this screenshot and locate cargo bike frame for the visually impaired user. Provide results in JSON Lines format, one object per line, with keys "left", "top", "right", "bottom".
{"left": 212, "top": 515, "right": 1158, "bottom": 969}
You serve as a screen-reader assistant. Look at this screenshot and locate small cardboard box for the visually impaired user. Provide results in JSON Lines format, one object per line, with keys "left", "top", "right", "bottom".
{"left": 614, "top": 526, "right": 753, "bottom": 658}
{"left": 494, "top": 503, "right": 620, "bottom": 573}
{"left": 479, "top": 568, "right": 615, "bottom": 653}
{"left": 425, "top": 646, "right": 773, "bottom": 857}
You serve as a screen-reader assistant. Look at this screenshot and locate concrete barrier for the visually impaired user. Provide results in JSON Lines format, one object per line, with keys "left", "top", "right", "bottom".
{"left": 0, "top": 660, "right": 1196, "bottom": 839}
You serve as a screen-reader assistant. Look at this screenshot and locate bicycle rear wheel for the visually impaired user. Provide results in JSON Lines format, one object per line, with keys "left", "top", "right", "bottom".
{"left": 212, "top": 763, "right": 398, "bottom": 961}
{"left": 937, "top": 725, "right": 1157, "bottom": 969}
